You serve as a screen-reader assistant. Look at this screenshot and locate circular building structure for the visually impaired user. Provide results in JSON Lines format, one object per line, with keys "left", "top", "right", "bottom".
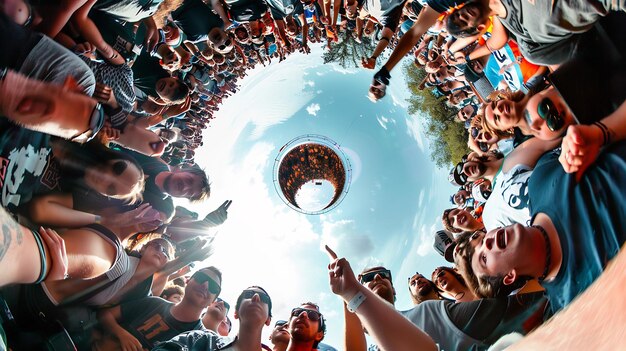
{"left": 273, "top": 135, "right": 351, "bottom": 214}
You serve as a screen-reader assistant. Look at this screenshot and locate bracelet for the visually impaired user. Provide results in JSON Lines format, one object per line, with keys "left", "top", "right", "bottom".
{"left": 347, "top": 291, "right": 366, "bottom": 313}
{"left": 465, "top": 54, "right": 471, "bottom": 62}
{"left": 593, "top": 121, "right": 611, "bottom": 146}
{"left": 32, "top": 230, "right": 47, "bottom": 284}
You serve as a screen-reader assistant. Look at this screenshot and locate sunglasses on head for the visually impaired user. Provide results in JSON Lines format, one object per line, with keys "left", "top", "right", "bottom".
{"left": 533, "top": 98, "right": 564, "bottom": 132}
{"left": 291, "top": 308, "right": 323, "bottom": 323}
{"left": 359, "top": 269, "right": 392, "bottom": 284}
{"left": 241, "top": 289, "right": 271, "bottom": 305}
{"left": 191, "top": 271, "right": 221, "bottom": 295}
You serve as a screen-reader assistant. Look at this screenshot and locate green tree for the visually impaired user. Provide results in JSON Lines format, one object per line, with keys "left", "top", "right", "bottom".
{"left": 322, "top": 31, "right": 377, "bottom": 69}
{"left": 403, "top": 62, "right": 469, "bottom": 168}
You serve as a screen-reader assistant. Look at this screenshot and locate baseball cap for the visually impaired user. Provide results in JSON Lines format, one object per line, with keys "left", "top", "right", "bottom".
{"left": 433, "top": 230, "right": 456, "bottom": 263}
{"left": 449, "top": 161, "right": 468, "bottom": 186}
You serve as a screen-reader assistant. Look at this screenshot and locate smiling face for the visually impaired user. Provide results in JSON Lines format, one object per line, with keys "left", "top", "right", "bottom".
{"left": 523, "top": 89, "right": 574, "bottom": 140}
{"left": 461, "top": 159, "right": 486, "bottom": 182}
{"left": 484, "top": 98, "right": 521, "bottom": 132}
{"left": 447, "top": 208, "right": 482, "bottom": 232}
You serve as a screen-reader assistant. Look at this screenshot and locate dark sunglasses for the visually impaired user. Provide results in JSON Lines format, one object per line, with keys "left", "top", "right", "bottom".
{"left": 217, "top": 39, "right": 232, "bottom": 51}
{"left": 470, "top": 127, "right": 480, "bottom": 139}
{"left": 191, "top": 271, "right": 221, "bottom": 295}
{"left": 216, "top": 298, "right": 230, "bottom": 312}
{"left": 148, "top": 241, "right": 170, "bottom": 260}
{"left": 71, "top": 103, "right": 105, "bottom": 143}
{"left": 535, "top": 98, "right": 564, "bottom": 132}
{"left": 241, "top": 289, "right": 271, "bottom": 305}
{"left": 291, "top": 308, "right": 323, "bottom": 323}
{"left": 359, "top": 269, "right": 392, "bottom": 284}
{"left": 111, "top": 160, "right": 128, "bottom": 176}
{"left": 274, "top": 320, "right": 288, "bottom": 327}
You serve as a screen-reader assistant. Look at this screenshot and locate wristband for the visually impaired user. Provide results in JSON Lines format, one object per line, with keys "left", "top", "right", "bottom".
{"left": 465, "top": 54, "right": 471, "bottom": 62}
{"left": 347, "top": 291, "right": 366, "bottom": 313}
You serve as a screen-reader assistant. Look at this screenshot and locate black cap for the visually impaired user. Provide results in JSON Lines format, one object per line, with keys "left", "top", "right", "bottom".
{"left": 433, "top": 230, "right": 456, "bottom": 263}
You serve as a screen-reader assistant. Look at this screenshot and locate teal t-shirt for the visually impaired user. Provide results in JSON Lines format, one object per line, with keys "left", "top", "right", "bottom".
{"left": 529, "top": 144, "right": 626, "bottom": 312}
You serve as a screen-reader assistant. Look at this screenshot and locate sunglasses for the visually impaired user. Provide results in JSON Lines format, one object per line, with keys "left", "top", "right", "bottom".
{"left": 71, "top": 103, "right": 105, "bottom": 143}
{"left": 191, "top": 271, "right": 221, "bottom": 295}
{"left": 240, "top": 289, "right": 271, "bottom": 305}
{"left": 470, "top": 127, "right": 480, "bottom": 139}
{"left": 291, "top": 308, "right": 323, "bottom": 323}
{"left": 216, "top": 298, "right": 230, "bottom": 312}
{"left": 217, "top": 39, "right": 232, "bottom": 51}
{"left": 532, "top": 98, "right": 564, "bottom": 132}
{"left": 148, "top": 241, "right": 171, "bottom": 260}
{"left": 274, "top": 320, "right": 288, "bottom": 327}
{"left": 359, "top": 269, "right": 392, "bottom": 284}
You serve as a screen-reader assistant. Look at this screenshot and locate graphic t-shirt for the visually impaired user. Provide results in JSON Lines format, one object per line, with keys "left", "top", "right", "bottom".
{"left": 0, "top": 122, "right": 60, "bottom": 213}
{"left": 482, "top": 163, "right": 533, "bottom": 231}
{"left": 93, "top": 0, "right": 164, "bottom": 22}
{"left": 120, "top": 297, "right": 203, "bottom": 349}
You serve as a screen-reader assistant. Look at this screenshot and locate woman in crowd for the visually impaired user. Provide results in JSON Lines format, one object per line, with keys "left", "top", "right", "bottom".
{"left": 431, "top": 266, "right": 476, "bottom": 302}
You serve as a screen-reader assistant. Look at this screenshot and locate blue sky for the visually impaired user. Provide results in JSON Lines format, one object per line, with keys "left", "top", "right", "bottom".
{"left": 179, "top": 43, "right": 457, "bottom": 347}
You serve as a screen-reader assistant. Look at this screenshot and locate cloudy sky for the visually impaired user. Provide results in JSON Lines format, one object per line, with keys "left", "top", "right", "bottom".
{"left": 178, "top": 43, "right": 457, "bottom": 347}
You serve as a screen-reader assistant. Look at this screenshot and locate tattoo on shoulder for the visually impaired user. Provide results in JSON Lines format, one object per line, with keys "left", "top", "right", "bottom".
{"left": 0, "top": 224, "right": 13, "bottom": 263}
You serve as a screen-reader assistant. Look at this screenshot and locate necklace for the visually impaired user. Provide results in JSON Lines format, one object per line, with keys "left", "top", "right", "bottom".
{"left": 532, "top": 225, "right": 552, "bottom": 281}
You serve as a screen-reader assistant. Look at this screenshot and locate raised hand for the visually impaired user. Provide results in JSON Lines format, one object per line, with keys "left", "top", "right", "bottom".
{"left": 203, "top": 200, "right": 233, "bottom": 226}
{"left": 325, "top": 245, "right": 360, "bottom": 301}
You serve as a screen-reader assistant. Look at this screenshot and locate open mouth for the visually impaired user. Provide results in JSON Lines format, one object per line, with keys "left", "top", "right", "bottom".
{"left": 496, "top": 229, "right": 507, "bottom": 249}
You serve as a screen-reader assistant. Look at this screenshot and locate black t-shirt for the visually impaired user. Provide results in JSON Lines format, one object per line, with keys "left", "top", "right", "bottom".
{"left": 225, "top": 0, "right": 270, "bottom": 22}
{"left": 132, "top": 53, "right": 169, "bottom": 99}
{"left": 444, "top": 291, "right": 548, "bottom": 343}
{"left": 171, "top": 0, "right": 224, "bottom": 43}
{"left": 0, "top": 12, "right": 43, "bottom": 70}
{"left": 120, "top": 297, "right": 203, "bottom": 349}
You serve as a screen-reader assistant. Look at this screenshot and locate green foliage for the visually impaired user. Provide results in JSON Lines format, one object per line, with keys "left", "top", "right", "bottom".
{"left": 403, "top": 62, "right": 469, "bottom": 168}
{"left": 322, "top": 31, "right": 377, "bottom": 69}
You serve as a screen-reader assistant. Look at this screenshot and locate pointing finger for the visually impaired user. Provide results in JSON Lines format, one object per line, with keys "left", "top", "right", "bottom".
{"left": 325, "top": 245, "right": 338, "bottom": 261}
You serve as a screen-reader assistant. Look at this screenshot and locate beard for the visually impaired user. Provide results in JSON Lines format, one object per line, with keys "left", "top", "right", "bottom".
{"left": 418, "top": 283, "right": 434, "bottom": 297}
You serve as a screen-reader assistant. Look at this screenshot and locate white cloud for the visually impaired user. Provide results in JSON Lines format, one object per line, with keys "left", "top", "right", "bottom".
{"left": 304, "top": 80, "right": 315, "bottom": 87}
{"left": 377, "top": 115, "right": 389, "bottom": 130}
{"left": 320, "top": 219, "right": 374, "bottom": 266}
{"left": 306, "top": 103, "right": 321, "bottom": 116}
{"left": 405, "top": 115, "right": 425, "bottom": 152}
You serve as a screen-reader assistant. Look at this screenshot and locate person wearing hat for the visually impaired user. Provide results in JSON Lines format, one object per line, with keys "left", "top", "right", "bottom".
{"left": 433, "top": 230, "right": 457, "bottom": 263}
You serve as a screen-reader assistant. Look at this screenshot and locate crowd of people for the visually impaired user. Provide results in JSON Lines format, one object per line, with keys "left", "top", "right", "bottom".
{"left": 0, "top": 0, "right": 625, "bottom": 349}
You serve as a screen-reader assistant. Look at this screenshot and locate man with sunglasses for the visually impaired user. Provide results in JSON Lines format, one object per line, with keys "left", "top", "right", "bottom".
{"left": 154, "top": 286, "right": 274, "bottom": 351}
{"left": 286, "top": 302, "right": 326, "bottom": 350}
{"left": 98, "top": 266, "right": 222, "bottom": 350}
{"left": 202, "top": 298, "right": 230, "bottom": 333}
{"left": 269, "top": 320, "right": 290, "bottom": 351}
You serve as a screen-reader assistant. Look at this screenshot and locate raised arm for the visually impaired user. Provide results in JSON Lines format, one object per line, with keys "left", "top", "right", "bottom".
{"left": 326, "top": 246, "right": 438, "bottom": 351}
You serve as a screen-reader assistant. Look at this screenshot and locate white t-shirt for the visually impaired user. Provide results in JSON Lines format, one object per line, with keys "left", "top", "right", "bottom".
{"left": 482, "top": 164, "right": 533, "bottom": 231}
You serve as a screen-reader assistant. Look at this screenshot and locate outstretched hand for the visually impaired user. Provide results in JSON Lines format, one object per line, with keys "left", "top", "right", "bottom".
{"left": 325, "top": 245, "right": 361, "bottom": 301}
{"left": 203, "top": 200, "right": 233, "bottom": 226}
